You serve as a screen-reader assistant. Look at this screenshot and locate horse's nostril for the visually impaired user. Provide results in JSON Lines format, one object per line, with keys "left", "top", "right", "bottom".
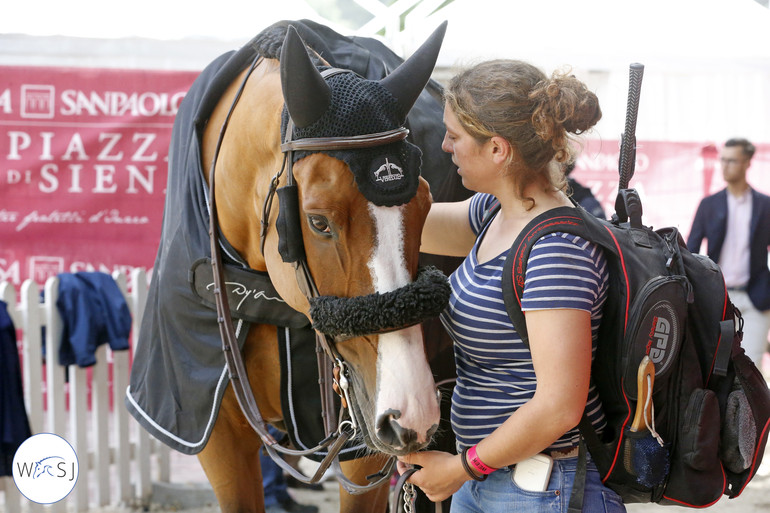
{"left": 375, "top": 409, "right": 416, "bottom": 449}
{"left": 425, "top": 423, "right": 439, "bottom": 440}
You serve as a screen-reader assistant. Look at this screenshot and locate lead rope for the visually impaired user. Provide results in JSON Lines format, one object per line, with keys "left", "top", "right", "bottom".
{"left": 403, "top": 483, "right": 417, "bottom": 513}
{"left": 389, "top": 468, "right": 417, "bottom": 513}
{"left": 389, "top": 467, "right": 442, "bottom": 513}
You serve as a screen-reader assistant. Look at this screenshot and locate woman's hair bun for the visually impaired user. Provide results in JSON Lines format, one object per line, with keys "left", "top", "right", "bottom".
{"left": 533, "top": 71, "right": 602, "bottom": 137}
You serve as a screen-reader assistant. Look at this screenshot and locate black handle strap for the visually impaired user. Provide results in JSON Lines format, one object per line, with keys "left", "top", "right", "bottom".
{"left": 618, "top": 63, "right": 644, "bottom": 191}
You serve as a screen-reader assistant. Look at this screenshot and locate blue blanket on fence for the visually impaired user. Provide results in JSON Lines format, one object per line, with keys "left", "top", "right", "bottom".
{"left": 56, "top": 272, "right": 131, "bottom": 367}
{"left": 1, "top": 300, "right": 32, "bottom": 476}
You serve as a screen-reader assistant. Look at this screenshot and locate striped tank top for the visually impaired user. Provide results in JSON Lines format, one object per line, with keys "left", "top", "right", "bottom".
{"left": 439, "top": 193, "right": 609, "bottom": 451}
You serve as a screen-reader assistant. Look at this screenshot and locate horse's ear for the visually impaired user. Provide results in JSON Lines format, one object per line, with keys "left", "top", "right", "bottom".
{"left": 280, "top": 25, "right": 331, "bottom": 128}
{"left": 380, "top": 21, "right": 447, "bottom": 123}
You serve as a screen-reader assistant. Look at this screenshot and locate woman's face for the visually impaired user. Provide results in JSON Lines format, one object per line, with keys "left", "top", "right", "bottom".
{"left": 441, "top": 104, "right": 497, "bottom": 193}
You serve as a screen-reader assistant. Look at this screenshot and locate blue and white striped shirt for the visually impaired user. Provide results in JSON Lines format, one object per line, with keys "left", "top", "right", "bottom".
{"left": 440, "top": 193, "right": 609, "bottom": 451}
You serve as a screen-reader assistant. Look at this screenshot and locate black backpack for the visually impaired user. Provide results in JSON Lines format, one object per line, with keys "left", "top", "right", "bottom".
{"left": 486, "top": 191, "right": 770, "bottom": 508}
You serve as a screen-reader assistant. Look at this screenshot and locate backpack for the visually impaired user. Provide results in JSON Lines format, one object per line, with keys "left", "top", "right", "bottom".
{"left": 485, "top": 190, "right": 770, "bottom": 508}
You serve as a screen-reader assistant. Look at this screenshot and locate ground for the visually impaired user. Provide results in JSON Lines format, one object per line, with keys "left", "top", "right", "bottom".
{"left": 128, "top": 444, "right": 770, "bottom": 513}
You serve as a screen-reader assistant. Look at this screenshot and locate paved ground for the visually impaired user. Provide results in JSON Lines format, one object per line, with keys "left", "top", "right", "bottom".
{"left": 98, "top": 359, "right": 770, "bottom": 513}
{"left": 135, "top": 444, "right": 770, "bottom": 513}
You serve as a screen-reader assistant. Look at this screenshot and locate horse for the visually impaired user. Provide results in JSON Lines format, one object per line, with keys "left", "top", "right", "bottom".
{"left": 126, "top": 19, "right": 465, "bottom": 513}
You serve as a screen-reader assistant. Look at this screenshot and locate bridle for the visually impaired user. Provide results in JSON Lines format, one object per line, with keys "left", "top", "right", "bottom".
{"left": 207, "top": 57, "right": 443, "bottom": 496}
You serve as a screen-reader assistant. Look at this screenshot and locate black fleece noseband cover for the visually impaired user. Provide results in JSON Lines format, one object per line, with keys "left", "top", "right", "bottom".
{"left": 308, "top": 266, "right": 450, "bottom": 338}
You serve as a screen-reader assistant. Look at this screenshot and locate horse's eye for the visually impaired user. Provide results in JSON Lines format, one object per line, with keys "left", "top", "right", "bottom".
{"left": 308, "top": 215, "right": 331, "bottom": 235}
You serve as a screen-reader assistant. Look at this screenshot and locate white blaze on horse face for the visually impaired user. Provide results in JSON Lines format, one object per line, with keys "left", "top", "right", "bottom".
{"left": 367, "top": 204, "right": 440, "bottom": 448}
{"left": 367, "top": 204, "right": 409, "bottom": 292}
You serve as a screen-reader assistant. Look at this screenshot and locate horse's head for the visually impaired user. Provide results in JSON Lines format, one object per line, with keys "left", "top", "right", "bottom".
{"left": 262, "top": 23, "right": 449, "bottom": 456}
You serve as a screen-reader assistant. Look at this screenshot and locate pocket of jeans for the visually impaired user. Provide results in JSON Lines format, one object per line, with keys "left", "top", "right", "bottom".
{"left": 509, "top": 470, "right": 557, "bottom": 497}
{"left": 601, "top": 489, "right": 625, "bottom": 512}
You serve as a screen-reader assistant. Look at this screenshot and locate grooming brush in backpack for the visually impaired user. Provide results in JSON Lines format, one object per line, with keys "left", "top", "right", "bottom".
{"left": 623, "top": 355, "right": 670, "bottom": 487}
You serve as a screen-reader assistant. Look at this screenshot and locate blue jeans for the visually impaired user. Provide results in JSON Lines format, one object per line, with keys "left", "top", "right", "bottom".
{"left": 450, "top": 455, "right": 626, "bottom": 513}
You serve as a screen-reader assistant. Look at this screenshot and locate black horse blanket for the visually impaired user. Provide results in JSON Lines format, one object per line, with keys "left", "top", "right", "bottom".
{"left": 125, "top": 20, "right": 461, "bottom": 457}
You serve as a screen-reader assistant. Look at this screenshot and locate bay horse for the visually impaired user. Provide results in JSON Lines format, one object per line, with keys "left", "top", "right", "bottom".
{"left": 127, "top": 20, "right": 460, "bottom": 513}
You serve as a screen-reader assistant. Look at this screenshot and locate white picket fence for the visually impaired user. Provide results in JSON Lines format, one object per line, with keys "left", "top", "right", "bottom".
{"left": 0, "top": 269, "right": 170, "bottom": 513}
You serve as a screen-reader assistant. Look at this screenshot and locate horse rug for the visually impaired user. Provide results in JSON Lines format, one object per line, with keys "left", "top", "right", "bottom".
{"left": 124, "top": 19, "right": 451, "bottom": 458}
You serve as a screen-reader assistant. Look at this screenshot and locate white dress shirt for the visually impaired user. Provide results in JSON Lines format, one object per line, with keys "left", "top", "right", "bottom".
{"left": 719, "top": 189, "right": 752, "bottom": 288}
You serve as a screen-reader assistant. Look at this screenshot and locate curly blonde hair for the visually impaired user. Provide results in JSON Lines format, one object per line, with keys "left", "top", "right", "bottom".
{"left": 444, "top": 60, "right": 602, "bottom": 206}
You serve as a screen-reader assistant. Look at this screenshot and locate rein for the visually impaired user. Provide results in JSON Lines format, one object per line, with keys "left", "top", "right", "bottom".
{"left": 208, "top": 62, "right": 400, "bottom": 494}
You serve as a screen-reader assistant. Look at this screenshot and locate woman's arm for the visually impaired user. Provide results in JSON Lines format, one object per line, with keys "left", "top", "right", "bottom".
{"left": 397, "top": 308, "right": 593, "bottom": 501}
{"left": 420, "top": 197, "right": 477, "bottom": 257}
{"left": 472, "top": 308, "right": 593, "bottom": 467}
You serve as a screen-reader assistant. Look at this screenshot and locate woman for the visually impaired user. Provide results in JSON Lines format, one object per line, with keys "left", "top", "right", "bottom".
{"left": 397, "top": 60, "right": 626, "bottom": 512}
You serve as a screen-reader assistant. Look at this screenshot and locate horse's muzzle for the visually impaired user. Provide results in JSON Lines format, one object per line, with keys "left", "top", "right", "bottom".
{"left": 375, "top": 408, "right": 439, "bottom": 453}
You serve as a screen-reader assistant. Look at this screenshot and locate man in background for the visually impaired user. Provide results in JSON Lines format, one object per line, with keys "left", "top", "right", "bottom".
{"left": 687, "top": 138, "right": 770, "bottom": 365}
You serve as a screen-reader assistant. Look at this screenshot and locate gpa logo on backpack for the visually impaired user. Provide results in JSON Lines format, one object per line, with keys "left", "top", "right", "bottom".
{"left": 643, "top": 301, "right": 682, "bottom": 377}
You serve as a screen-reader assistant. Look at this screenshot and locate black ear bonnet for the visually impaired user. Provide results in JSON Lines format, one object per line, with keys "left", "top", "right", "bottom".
{"left": 280, "top": 70, "right": 422, "bottom": 208}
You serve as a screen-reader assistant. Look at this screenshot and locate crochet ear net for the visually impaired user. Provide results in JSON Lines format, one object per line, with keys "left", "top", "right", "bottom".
{"left": 279, "top": 26, "right": 330, "bottom": 129}
{"left": 280, "top": 22, "right": 447, "bottom": 128}
{"left": 275, "top": 22, "right": 447, "bottom": 262}
{"left": 379, "top": 21, "right": 447, "bottom": 123}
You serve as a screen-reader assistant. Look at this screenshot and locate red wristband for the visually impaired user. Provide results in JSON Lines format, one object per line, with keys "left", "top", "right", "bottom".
{"left": 468, "top": 444, "right": 498, "bottom": 475}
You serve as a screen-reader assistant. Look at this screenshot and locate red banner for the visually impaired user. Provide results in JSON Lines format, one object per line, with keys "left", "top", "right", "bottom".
{"left": 572, "top": 139, "right": 770, "bottom": 249}
{"left": 1, "top": 66, "right": 198, "bottom": 286}
{"left": 2, "top": 66, "right": 769, "bottom": 287}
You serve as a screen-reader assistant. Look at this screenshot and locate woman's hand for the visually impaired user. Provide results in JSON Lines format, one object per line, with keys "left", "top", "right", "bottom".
{"left": 396, "top": 450, "right": 470, "bottom": 502}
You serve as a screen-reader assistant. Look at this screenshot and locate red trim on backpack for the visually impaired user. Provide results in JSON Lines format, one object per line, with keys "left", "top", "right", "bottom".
{"left": 511, "top": 216, "right": 582, "bottom": 307}
{"left": 662, "top": 464, "right": 726, "bottom": 508}
{"left": 595, "top": 223, "right": 635, "bottom": 484}
{"left": 603, "top": 377, "right": 634, "bottom": 483}
{"left": 721, "top": 281, "right": 729, "bottom": 321}
{"left": 706, "top": 280, "right": 731, "bottom": 388}
{"left": 600, "top": 224, "right": 630, "bottom": 335}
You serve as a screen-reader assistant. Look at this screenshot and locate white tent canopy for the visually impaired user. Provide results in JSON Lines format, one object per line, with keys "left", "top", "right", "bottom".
{"left": 2, "top": 0, "right": 332, "bottom": 40}
{"left": 404, "top": 0, "right": 770, "bottom": 143}
{"left": 410, "top": 0, "right": 770, "bottom": 72}
{"left": 2, "top": 0, "right": 769, "bottom": 142}
{"left": 0, "top": 0, "right": 342, "bottom": 70}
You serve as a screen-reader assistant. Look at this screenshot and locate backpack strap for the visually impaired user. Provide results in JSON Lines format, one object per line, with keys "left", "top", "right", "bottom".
{"left": 500, "top": 205, "right": 596, "bottom": 347}
{"left": 480, "top": 198, "right": 501, "bottom": 230}
{"left": 498, "top": 205, "right": 616, "bottom": 512}
{"left": 567, "top": 438, "right": 589, "bottom": 513}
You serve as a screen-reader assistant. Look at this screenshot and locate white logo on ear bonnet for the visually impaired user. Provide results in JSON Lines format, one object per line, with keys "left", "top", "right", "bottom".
{"left": 374, "top": 158, "right": 404, "bottom": 183}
